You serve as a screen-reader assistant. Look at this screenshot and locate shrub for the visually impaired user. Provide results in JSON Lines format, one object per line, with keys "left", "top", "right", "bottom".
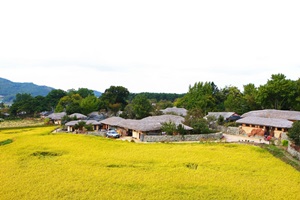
{"left": 288, "top": 121, "right": 300, "bottom": 146}
{"left": 282, "top": 140, "right": 289, "bottom": 147}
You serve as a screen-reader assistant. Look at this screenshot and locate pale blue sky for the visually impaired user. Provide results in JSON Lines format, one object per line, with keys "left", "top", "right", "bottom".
{"left": 1, "top": 0, "right": 299, "bottom": 93}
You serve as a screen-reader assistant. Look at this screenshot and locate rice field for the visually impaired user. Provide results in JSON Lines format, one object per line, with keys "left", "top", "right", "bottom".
{"left": 0, "top": 126, "right": 300, "bottom": 199}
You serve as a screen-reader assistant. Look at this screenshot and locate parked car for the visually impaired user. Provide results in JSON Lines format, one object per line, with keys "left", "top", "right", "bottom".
{"left": 106, "top": 130, "right": 120, "bottom": 138}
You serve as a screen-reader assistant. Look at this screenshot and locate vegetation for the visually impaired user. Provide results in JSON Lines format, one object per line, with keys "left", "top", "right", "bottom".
{"left": 0, "top": 127, "right": 300, "bottom": 199}
{"left": 288, "top": 121, "right": 300, "bottom": 145}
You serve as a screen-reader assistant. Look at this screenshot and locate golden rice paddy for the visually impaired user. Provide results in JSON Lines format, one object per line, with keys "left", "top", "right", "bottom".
{"left": 0, "top": 126, "right": 299, "bottom": 199}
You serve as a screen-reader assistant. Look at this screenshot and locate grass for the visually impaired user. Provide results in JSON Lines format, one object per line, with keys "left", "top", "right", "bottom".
{"left": 0, "top": 127, "right": 300, "bottom": 199}
{"left": 0, "top": 118, "right": 45, "bottom": 128}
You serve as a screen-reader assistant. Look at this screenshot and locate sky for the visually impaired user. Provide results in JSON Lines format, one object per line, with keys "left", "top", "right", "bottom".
{"left": 1, "top": 0, "right": 300, "bottom": 93}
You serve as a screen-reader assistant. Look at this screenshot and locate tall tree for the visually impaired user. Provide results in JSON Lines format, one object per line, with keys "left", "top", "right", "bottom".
{"left": 224, "top": 86, "right": 245, "bottom": 114}
{"left": 80, "top": 95, "right": 100, "bottom": 115}
{"left": 176, "top": 82, "right": 215, "bottom": 113}
{"left": 99, "top": 86, "right": 129, "bottom": 111}
{"left": 131, "top": 94, "right": 153, "bottom": 119}
{"left": 257, "top": 74, "right": 296, "bottom": 110}
{"left": 9, "top": 93, "right": 35, "bottom": 116}
{"left": 243, "top": 83, "right": 260, "bottom": 112}
{"left": 46, "top": 89, "right": 67, "bottom": 110}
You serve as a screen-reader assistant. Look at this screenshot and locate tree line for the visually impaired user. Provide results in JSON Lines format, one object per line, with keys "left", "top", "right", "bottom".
{"left": 3, "top": 73, "right": 300, "bottom": 119}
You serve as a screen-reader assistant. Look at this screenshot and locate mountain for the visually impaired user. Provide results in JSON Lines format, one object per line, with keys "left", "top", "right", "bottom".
{"left": 0, "top": 77, "right": 54, "bottom": 103}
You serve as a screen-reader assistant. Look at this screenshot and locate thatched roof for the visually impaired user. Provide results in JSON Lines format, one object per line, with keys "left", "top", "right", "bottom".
{"left": 101, "top": 115, "right": 193, "bottom": 132}
{"left": 236, "top": 117, "right": 293, "bottom": 128}
{"left": 241, "top": 109, "right": 300, "bottom": 121}
{"left": 100, "top": 117, "right": 125, "bottom": 126}
{"left": 132, "top": 115, "right": 191, "bottom": 131}
{"left": 161, "top": 107, "right": 188, "bottom": 116}
{"left": 47, "top": 112, "right": 66, "bottom": 120}
{"left": 69, "top": 113, "right": 87, "bottom": 119}
{"left": 65, "top": 120, "right": 101, "bottom": 126}
{"left": 206, "top": 112, "right": 235, "bottom": 119}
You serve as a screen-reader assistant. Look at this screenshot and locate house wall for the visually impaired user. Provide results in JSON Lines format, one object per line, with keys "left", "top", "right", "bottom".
{"left": 240, "top": 124, "right": 286, "bottom": 138}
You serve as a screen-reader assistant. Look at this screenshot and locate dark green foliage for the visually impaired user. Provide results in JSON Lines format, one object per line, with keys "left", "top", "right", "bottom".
{"left": 257, "top": 74, "right": 297, "bottom": 110}
{"left": 129, "top": 94, "right": 153, "bottom": 119}
{"left": 161, "top": 121, "right": 177, "bottom": 135}
{"left": 0, "top": 139, "right": 13, "bottom": 146}
{"left": 217, "top": 115, "right": 224, "bottom": 125}
{"left": 128, "top": 92, "right": 185, "bottom": 102}
{"left": 99, "top": 86, "right": 129, "bottom": 111}
{"left": 288, "top": 121, "right": 300, "bottom": 145}
{"left": 184, "top": 109, "right": 210, "bottom": 134}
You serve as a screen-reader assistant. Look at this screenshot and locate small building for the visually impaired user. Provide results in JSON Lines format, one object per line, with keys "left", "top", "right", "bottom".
{"left": 47, "top": 112, "right": 67, "bottom": 125}
{"left": 236, "top": 109, "right": 300, "bottom": 138}
{"left": 65, "top": 120, "right": 101, "bottom": 132}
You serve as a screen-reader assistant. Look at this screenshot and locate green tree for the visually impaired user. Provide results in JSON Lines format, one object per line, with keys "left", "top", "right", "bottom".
{"left": 76, "top": 88, "right": 95, "bottom": 98}
{"left": 224, "top": 86, "right": 245, "bottom": 114}
{"left": 184, "top": 109, "right": 210, "bottom": 134}
{"left": 9, "top": 93, "right": 35, "bottom": 116}
{"left": 243, "top": 83, "right": 260, "bottom": 112}
{"left": 161, "top": 121, "right": 177, "bottom": 135}
{"left": 176, "top": 82, "right": 215, "bottom": 113}
{"left": 46, "top": 89, "right": 67, "bottom": 110}
{"left": 55, "top": 94, "right": 83, "bottom": 114}
{"left": 80, "top": 95, "right": 100, "bottom": 115}
{"left": 99, "top": 86, "right": 129, "bottom": 111}
{"left": 257, "top": 74, "right": 296, "bottom": 110}
{"left": 131, "top": 94, "right": 153, "bottom": 119}
{"left": 288, "top": 121, "right": 300, "bottom": 145}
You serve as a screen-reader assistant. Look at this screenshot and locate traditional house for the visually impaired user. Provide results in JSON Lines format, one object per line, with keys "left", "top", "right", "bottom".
{"left": 100, "top": 115, "right": 193, "bottom": 140}
{"left": 161, "top": 107, "right": 188, "bottom": 116}
{"left": 236, "top": 109, "right": 300, "bottom": 138}
{"left": 69, "top": 113, "right": 87, "bottom": 119}
{"left": 65, "top": 120, "right": 101, "bottom": 132}
{"left": 47, "top": 112, "right": 66, "bottom": 124}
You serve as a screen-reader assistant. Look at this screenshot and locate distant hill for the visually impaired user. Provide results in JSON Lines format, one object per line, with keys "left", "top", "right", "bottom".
{"left": 0, "top": 77, "right": 54, "bottom": 103}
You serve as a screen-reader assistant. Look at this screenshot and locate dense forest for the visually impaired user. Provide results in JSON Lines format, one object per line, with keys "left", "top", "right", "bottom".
{"left": 1, "top": 73, "right": 300, "bottom": 120}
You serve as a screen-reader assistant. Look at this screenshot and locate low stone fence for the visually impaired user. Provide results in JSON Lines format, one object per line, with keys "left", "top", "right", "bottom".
{"left": 87, "top": 131, "right": 106, "bottom": 137}
{"left": 216, "top": 125, "right": 240, "bottom": 135}
{"left": 287, "top": 143, "right": 300, "bottom": 160}
{"left": 143, "top": 133, "right": 223, "bottom": 142}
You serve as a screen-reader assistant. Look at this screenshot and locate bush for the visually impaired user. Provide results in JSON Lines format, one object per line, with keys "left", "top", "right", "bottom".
{"left": 288, "top": 121, "right": 300, "bottom": 146}
{"left": 282, "top": 140, "right": 289, "bottom": 147}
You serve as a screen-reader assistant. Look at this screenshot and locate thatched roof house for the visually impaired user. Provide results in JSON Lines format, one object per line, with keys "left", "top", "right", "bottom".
{"left": 241, "top": 109, "right": 300, "bottom": 121}
{"left": 101, "top": 115, "right": 193, "bottom": 140}
{"left": 65, "top": 120, "right": 101, "bottom": 132}
{"left": 47, "top": 112, "right": 66, "bottom": 124}
{"left": 161, "top": 107, "right": 188, "bottom": 116}
{"left": 236, "top": 109, "right": 300, "bottom": 138}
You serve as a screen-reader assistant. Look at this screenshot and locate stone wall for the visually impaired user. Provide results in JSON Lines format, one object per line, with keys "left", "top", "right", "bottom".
{"left": 216, "top": 125, "right": 240, "bottom": 135}
{"left": 143, "top": 133, "right": 223, "bottom": 142}
{"left": 87, "top": 131, "right": 106, "bottom": 137}
{"left": 287, "top": 143, "right": 300, "bottom": 160}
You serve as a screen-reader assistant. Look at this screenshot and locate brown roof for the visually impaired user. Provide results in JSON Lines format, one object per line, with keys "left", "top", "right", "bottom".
{"left": 236, "top": 117, "right": 293, "bottom": 128}
{"left": 241, "top": 109, "right": 300, "bottom": 121}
